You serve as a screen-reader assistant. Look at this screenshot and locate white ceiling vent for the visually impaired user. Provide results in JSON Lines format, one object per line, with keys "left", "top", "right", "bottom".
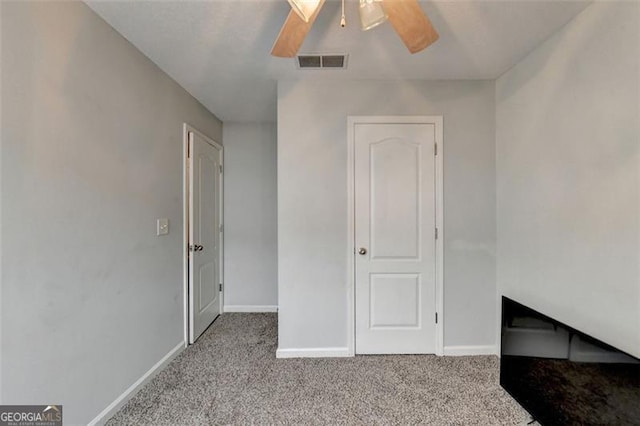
{"left": 296, "top": 54, "right": 348, "bottom": 70}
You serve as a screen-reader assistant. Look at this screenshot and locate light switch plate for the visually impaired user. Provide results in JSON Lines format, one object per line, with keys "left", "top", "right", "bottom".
{"left": 157, "top": 218, "right": 169, "bottom": 236}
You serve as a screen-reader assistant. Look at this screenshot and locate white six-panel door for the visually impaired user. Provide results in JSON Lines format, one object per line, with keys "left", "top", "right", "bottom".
{"left": 189, "top": 130, "right": 222, "bottom": 344}
{"left": 354, "top": 122, "right": 438, "bottom": 354}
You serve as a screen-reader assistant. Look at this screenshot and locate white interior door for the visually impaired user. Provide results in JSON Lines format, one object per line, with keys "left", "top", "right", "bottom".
{"left": 189, "top": 130, "right": 222, "bottom": 344}
{"left": 354, "top": 122, "right": 437, "bottom": 354}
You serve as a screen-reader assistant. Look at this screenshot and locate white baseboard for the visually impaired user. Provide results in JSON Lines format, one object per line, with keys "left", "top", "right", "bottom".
{"left": 277, "top": 346, "right": 496, "bottom": 358}
{"left": 223, "top": 305, "right": 278, "bottom": 313}
{"left": 276, "top": 347, "right": 352, "bottom": 358}
{"left": 444, "top": 345, "right": 498, "bottom": 356}
{"left": 88, "top": 341, "right": 184, "bottom": 426}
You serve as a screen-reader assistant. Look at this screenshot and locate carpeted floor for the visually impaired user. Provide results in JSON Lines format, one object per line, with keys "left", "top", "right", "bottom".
{"left": 107, "top": 313, "right": 530, "bottom": 425}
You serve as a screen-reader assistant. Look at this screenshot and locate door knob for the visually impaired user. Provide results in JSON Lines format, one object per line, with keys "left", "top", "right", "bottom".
{"left": 358, "top": 247, "right": 367, "bottom": 255}
{"left": 197, "top": 245, "right": 204, "bottom": 251}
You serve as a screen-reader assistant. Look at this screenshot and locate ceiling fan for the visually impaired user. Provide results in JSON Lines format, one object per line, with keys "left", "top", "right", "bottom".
{"left": 272, "top": 0, "right": 439, "bottom": 58}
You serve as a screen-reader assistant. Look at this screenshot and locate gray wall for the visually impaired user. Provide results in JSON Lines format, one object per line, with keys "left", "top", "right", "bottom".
{"left": 223, "top": 123, "right": 278, "bottom": 309}
{"left": 277, "top": 79, "right": 496, "bottom": 351}
{"left": 496, "top": 2, "right": 640, "bottom": 357}
{"left": 1, "top": 2, "right": 222, "bottom": 423}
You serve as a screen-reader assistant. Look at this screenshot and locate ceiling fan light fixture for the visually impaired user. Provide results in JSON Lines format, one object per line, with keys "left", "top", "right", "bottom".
{"left": 287, "top": 0, "right": 322, "bottom": 23}
{"left": 358, "top": 0, "right": 387, "bottom": 31}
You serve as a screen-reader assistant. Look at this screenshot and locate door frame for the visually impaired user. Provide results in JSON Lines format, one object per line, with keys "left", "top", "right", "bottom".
{"left": 183, "top": 123, "right": 224, "bottom": 346}
{"left": 347, "top": 116, "right": 444, "bottom": 356}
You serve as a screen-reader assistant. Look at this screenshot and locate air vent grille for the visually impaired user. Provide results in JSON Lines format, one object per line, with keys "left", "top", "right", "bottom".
{"left": 297, "top": 54, "right": 348, "bottom": 70}
{"left": 321, "top": 55, "right": 345, "bottom": 68}
{"left": 298, "top": 55, "right": 321, "bottom": 68}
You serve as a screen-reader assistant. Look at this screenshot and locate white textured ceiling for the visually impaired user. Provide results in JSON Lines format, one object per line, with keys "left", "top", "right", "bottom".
{"left": 86, "top": 0, "right": 591, "bottom": 122}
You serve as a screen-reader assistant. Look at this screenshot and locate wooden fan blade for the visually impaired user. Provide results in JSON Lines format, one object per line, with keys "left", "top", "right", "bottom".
{"left": 271, "top": 0, "right": 326, "bottom": 58}
{"left": 383, "top": 0, "right": 439, "bottom": 54}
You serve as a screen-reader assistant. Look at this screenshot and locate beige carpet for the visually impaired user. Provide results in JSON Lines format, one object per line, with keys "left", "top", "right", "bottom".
{"left": 107, "top": 313, "right": 530, "bottom": 425}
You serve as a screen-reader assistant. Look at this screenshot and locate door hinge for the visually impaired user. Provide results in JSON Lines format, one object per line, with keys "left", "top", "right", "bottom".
{"left": 435, "top": 228, "right": 438, "bottom": 240}
{"left": 219, "top": 224, "right": 223, "bottom": 233}
{"left": 219, "top": 283, "right": 223, "bottom": 292}
{"left": 219, "top": 164, "right": 223, "bottom": 173}
{"left": 435, "top": 312, "right": 438, "bottom": 324}
{"left": 435, "top": 143, "right": 438, "bottom": 156}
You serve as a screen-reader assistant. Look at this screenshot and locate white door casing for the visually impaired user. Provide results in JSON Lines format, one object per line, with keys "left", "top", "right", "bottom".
{"left": 188, "top": 128, "right": 223, "bottom": 344}
{"left": 349, "top": 116, "right": 443, "bottom": 355}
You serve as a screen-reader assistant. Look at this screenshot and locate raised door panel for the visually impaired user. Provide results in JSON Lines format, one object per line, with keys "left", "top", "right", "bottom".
{"left": 370, "top": 139, "right": 421, "bottom": 260}
{"left": 370, "top": 273, "right": 421, "bottom": 328}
